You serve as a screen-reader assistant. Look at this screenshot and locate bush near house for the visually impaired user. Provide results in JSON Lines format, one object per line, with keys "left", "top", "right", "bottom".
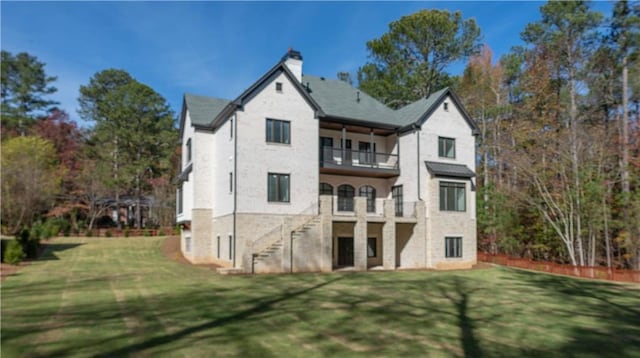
{"left": 3, "top": 240, "right": 25, "bottom": 265}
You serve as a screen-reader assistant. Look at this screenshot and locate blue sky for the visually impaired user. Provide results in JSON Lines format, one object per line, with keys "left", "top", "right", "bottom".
{"left": 1, "top": 1, "right": 614, "bottom": 126}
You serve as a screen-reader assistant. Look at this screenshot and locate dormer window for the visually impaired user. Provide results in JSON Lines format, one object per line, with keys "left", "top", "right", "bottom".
{"left": 443, "top": 102, "right": 449, "bottom": 111}
{"left": 276, "top": 82, "right": 283, "bottom": 92}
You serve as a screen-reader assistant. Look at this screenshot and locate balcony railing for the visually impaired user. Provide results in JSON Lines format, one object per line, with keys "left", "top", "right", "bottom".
{"left": 320, "top": 146, "right": 399, "bottom": 171}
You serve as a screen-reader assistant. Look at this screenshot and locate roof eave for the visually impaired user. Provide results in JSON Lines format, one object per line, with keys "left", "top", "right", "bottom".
{"left": 178, "top": 95, "right": 188, "bottom": 143}
{"left": 319, "top": 114, "right": 400, "bottom": 131}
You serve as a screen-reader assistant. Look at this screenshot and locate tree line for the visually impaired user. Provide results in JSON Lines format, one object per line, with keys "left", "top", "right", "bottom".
{"left": 1, "top": 1, "right": 638, "bottom": 269}
{"left": 355, "top": 1, "right": 639, "bottom": 269}
{"left": 1, "top": 51, "right": 178, "bottom": 239}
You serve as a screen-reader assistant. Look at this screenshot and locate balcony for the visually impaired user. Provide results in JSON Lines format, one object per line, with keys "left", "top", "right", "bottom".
{"left": 320, "top": 146, "right": 400, "bottom": 178}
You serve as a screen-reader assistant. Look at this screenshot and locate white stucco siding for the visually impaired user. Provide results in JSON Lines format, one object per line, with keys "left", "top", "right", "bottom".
{"left": 213, "top": 116, "right": 235, "bottom": 217}
{"left": 177, "top": 111, "right": 196, "bottom": 223}
{"left": 182, "top": 111, "right": 196, "bottom": 170}
{"left": 421, "top": 95, "right": 476, "bottom": 170}
{"left": 236, "top": 72, "right": 318, "bottom": 215}
{"left": 396, "top": 130, "right": 420, "bottom": 203}
{"left": 192, "top": 129, "right": 216, "bottom": 209}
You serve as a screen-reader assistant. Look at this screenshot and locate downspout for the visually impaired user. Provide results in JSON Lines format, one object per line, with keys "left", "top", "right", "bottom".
{"left": 416, "top": 125, "right": 421, "bottom": 200}
{"left": 232, "top": 113, "right": 238, "bottom": 268}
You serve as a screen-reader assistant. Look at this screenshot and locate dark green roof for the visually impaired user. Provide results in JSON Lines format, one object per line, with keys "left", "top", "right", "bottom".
{"left": 302, "top": 75, "right": 396, "bottom": 125}
{"left": 425, "top": 161, "right": 476, "bottom": 178}
{"left": 302, "top": 75, "right": 459, "bottom": 129}
{"left": 395, "top": 88, "right": 449, "bottom": 126}
{"left": 182, "top": 69, "right": 476, "bottom": 134}
{"left": 184, "top": 93, "right": 230, "bottom": 126}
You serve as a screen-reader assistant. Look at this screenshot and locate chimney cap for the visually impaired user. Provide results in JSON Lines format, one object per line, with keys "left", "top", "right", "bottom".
{"left": 282, "top": 48, "right": 303, "bottom": 61}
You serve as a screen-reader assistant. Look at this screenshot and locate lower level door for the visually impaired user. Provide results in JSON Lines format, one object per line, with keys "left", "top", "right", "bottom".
{"left": 338, "top": 237, "right": 354, "bottom": 266}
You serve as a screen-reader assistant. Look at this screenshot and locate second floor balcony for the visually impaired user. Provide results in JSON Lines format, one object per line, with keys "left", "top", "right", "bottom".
{"left": 320, "top": 146, "right": 400, "bottom": 178}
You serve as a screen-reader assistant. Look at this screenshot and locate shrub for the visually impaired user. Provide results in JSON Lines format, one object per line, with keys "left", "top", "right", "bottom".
{"left": 158, "top": 229, "right": 166, "bottom": 236}
{"left": 105, "top": 230, "right": 112, "bottom": 238}
{"left": 86, "top": 230, "right": 93, "bottom": 237}
{"left": 124, "top": 227, "right": 130, "bottom": 238}
{"left": 4, "top": 240, "right": 25, "bottom": 265}
{"left": 143, "top": 229, "right": 150, "bottom": 237}
{"left": 15, "top": 225, "right": 43, "bottom": 259}
{"left": 15, "top": 227, "right": 39, "bottom": 258}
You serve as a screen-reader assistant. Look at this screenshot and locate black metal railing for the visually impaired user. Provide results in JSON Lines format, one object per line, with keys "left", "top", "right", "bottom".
{"left": 320, "top": 146, "right": 399, "bottom": 170}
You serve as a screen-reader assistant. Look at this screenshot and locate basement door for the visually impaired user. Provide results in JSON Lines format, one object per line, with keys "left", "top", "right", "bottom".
{"left": 337, "top": 237, "right": 354, "bottom": 266}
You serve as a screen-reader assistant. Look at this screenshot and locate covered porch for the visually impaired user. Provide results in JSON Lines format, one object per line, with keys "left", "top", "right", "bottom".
{"left": 318, "top": 196, "right": 424, "bottom": 271}
{"left": 319, "top": 121, "right": 400, "bottom": 178}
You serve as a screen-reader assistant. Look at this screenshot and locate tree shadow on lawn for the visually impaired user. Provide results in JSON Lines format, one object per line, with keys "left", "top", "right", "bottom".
{"left": 503, "top": 268, "right": 640, "bottom": 357}
{"left": 37, "top": 242, "right": 85, "bottom": 261}
{"left": 4, "top": 269, "right": 595, "bottom": 357}
{"left": 26, "top": 275, "right": 349, "bottom": 357}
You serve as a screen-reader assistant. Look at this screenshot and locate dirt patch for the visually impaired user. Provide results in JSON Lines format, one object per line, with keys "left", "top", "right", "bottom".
{"left": 0, "top": 262, "right": 23, "bottom": 281}
{"left": 161, "top": 236, "right": 221, "bottom": 271}
{"left": 472, "top": 262, "right": 493, "bottom": 269}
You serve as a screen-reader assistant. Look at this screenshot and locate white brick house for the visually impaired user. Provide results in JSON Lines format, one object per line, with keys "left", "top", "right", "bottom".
{"left": 176, "top": 49, "right": 478, "bottom": 273}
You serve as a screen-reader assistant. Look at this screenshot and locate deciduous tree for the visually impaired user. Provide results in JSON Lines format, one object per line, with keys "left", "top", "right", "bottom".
{"left": 1, "top": 136, "right": 62, "bottom": 233}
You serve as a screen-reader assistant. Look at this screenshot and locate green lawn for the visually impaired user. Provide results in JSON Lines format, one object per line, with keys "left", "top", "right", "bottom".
{"left": 2, "top": 237, "right": 639, "bottom": 357}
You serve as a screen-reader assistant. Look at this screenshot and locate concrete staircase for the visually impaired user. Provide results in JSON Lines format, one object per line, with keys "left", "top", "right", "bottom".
{"left": 290, "top": 217, "right": 321, "bottom": 242}
{"left": 252, "top": 216, "right": 321, "bottom": 273}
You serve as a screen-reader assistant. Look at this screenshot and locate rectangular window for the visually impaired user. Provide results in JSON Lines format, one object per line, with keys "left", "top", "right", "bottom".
{"left": 266, "top": 118, "right": 290, "bottom": 144}
{"left": 186, "top": 138, "right": 192, "bottom": 162}
{"left": 228, "top": 235, "right": 233, "bottom": 260}
{"left": 445, "top": 237, "right": 462, "bottom": 258}
{"left": 438, "top": 137, "right": 455, "bottom": 158}
{"left": 177, "top": 185, "right": 183, "bottom": 214}
{"left": 185, "top": 237, "right": 191, "bottom": 252}
{"left": 268, "top": 173, "right": 290, "bottom": 202}
{"left": 276, "top": 82, "right": 283, "bottom": 92}
{"left": 367, "top": 237, "right": 377, "bottom": 258}
{"left": 217, "top": 235, "right": 221, "bottom": 258}
{"left": 230, "top": 118, "right": 233, "bottom": 139}
{"left": 229, "top": 172, "right": 233, "bottom": 193}
{"left": 392, "top": 185, "right": 403, "bottom": 217}
{"left": 443, "top": 102, "right": 449, "bottom": 111}
{"left": 439, "top": 181, "right": 466, "bottom": 212}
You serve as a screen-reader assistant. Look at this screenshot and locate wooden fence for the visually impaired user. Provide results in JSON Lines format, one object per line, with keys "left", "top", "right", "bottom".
{"left": 478, "top": 252, "right": 640, "bottom": 283}
{"left": 65, "top": 227, "right": 177, "bottom": 238}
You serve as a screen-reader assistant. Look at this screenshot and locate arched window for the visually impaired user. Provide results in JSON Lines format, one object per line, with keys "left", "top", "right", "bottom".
{"left": 319, "top": 183, "right": 333, "bottom": 196}
{"left": 337, "top": 184, "right": 355, "bottom": 211}
{"left": 359, "top": 185, "right": 376, "bottom": 213}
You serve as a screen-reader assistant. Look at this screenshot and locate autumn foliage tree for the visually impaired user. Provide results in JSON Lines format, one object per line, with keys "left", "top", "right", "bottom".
{"left": 1, "top": 136, "right": 62, "bottom": 233}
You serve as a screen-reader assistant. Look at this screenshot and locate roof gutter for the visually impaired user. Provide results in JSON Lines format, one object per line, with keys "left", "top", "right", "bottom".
{"left": 319, "top": 114, "right": 400, "bottom": 131}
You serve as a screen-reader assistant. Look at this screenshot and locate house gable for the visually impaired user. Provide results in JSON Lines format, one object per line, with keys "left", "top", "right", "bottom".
{"left": 210, "top": 62, "right": 323, "bottom": 132}
{"left": 394, "top": 89, "right": 478, "bottom": 136}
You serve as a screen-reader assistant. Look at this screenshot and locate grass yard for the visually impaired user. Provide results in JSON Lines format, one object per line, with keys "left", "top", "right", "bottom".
{"left": 2, "top": 237, "right": 639, "bottom": 357}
